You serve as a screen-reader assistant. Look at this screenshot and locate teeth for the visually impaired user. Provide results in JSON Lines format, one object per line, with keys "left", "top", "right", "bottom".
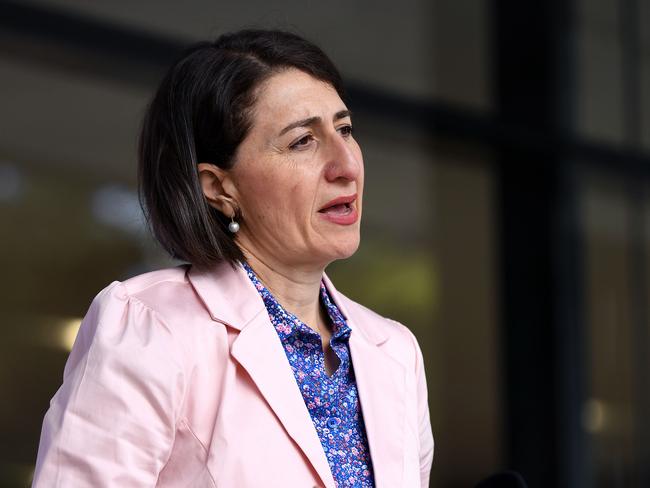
{"left": 321, "top": 203, "right": 348, "bottom": 213}
{"left": 319, "top": 200, "right": 353, "bottom": 212}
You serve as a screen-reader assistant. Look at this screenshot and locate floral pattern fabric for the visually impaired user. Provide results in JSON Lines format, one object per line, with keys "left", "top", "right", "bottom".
{"left": 242, "top": 261, "right": 375, "bottom": 487}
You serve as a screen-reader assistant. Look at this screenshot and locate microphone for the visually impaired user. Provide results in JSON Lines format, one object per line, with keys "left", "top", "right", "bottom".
{"left": 474, "top": 471, "right": 528, "bottom": 488}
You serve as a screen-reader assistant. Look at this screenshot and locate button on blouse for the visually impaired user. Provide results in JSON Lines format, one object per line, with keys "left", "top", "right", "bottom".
{"left": 243, "top": 262, "right": 375, "bottom": 487}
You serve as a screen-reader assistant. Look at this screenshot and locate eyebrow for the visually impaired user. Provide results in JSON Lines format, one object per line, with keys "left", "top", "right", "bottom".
{"left": 278, "top": 110, "right": 352, "bottom": 136}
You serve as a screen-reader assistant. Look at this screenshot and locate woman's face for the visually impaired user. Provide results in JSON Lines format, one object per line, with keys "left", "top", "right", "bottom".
{"left": 225, "top": 68, "right": 364, "bottom": 270}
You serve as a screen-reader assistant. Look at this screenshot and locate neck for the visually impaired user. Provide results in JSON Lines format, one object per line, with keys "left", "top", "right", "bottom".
{"left": 240, "top": 245, "right": 326, "bottom": 331}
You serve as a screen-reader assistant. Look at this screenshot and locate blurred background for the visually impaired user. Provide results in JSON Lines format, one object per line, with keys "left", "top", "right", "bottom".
{"left": 1, "top": 0, "right": 649, "bottom": 487}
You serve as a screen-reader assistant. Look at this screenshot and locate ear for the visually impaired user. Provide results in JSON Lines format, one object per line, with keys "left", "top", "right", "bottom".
{"left": 197, "top": 163, "right": 239, "bottom": 217}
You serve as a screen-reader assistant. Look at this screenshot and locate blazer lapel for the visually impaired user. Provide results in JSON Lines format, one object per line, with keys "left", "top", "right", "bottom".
{"left": 188, "top": 262, "right": 335, "bottom": 488}
{"left": 230, "top": 311, "right": 335, "bottom": 488}
{"left": 348, "top": 331, "right": 406, "bottom": 487}
{"left": 188, "top": 262, "right": 407, "bottom": 488}
{"left": 322, "top": 273, "right": 407, "bottom": 488}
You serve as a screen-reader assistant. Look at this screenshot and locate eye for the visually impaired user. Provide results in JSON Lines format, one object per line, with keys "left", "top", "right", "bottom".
{"left": 289, "top": 134, "right": 315, "bottom": 150}
{"left": 338, "top": 124, "right": 354, "bottom": 137}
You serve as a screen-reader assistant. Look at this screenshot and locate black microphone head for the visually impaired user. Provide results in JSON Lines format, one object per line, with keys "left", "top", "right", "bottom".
{"left": 475, "top": 470, "right": 528, "bottom": 488}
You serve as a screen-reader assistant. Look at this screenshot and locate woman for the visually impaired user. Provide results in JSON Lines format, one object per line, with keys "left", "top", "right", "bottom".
{"left": 33, "top": 29, "right": 434, "bottom": 488}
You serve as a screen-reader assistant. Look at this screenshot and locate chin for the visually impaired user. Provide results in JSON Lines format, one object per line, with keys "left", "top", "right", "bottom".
{"left": 328, "top": 237, "right": 361, "bottom": 261}
{"left": 310, "top": 227, "right": 361, "bottom": 264}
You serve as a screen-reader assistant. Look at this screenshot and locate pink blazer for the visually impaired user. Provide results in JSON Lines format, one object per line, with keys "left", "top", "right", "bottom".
{"left": 33, "top": 261, "right": 434, "bottom": 487}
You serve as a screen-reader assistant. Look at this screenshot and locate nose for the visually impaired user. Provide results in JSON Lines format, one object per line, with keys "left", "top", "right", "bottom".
{"left": 323, "top": 132, "right": 362, "bottom": 182}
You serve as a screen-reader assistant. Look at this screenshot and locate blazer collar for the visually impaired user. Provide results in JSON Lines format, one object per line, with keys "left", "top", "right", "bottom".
{"left": 187, "top": 261, "right": 404, "bottom": 487}
{"left": 187, "top": 260, "right": 389, "bottom": 345}
{"left": 187, "top": 260, "right": 266, "bottom": 331}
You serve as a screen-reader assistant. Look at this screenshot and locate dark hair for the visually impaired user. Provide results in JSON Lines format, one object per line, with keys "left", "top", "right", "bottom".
{"left": 138, "top": 29, "right": 345, "bottom": 268}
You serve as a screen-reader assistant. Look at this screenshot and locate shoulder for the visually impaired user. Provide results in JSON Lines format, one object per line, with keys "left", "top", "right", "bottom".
{"left": 91, "top": 264, "right": 210, "bottom": 324}
{"left": 80, "top": 265, "right": 191, "bottom": 328}
{"left": 119, "top": 264, "right": 191, "bottom": 305}
{"left": 79, "top": 265, "right": 213, "bottom": 355}
{"left": 63, "top": 267, "right": 199, "bottom": 385}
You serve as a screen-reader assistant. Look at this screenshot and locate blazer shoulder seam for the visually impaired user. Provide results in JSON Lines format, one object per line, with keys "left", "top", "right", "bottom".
{"left": 120, "top": 265, "right": 191, "bottom": 297}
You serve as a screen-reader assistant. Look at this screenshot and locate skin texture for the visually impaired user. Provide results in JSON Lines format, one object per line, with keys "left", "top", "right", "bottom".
{"left": 198, "top": 68, "right": 364, "bottom": 375}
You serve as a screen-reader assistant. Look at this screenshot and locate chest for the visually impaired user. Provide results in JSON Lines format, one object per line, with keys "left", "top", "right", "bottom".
{"left": 157, "top": 318, "right": 422, "bottom": 488}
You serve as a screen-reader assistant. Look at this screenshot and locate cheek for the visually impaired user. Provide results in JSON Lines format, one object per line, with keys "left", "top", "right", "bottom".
{"left": 239, "top": 166, "right": 313, "bottom": 224}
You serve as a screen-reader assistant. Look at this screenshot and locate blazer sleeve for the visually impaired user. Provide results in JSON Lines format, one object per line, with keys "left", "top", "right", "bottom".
{"left": 407, "top": 327, "right": 434, "bottom": 488}
{"left": 32, "top": 281, "right": 186, "bottom": 487}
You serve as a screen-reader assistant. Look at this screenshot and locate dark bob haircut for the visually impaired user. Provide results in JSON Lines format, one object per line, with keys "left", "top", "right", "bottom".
{"left": 138, "top": 29, "right": 345, "bottom": 269}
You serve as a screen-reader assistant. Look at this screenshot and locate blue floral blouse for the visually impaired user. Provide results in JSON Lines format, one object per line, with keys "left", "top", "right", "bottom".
{"left": 242, "top": 261, "right": 375, "bottom": 487}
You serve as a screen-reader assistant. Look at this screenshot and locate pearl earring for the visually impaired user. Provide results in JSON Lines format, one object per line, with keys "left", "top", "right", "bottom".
{"left": 228, "top": 214, "right": 240, "bottom": 233}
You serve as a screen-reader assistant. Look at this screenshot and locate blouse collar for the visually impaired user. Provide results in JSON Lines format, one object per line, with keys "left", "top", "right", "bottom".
{"left": 241, "top": 261, "right": 352, "bottom": 342}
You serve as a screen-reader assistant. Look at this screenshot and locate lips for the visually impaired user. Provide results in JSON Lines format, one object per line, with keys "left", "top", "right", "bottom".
{"left": 317, "top": 193, "right": 359, "bottom": 225}
{"left": 318, "top": 194, "right": 357, "bottom": 213}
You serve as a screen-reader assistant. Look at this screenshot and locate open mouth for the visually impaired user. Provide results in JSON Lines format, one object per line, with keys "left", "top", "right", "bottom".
{"left": 317, "top": 194, "right": 358, "bottom": 224}
{"left": 318, "top": 202, "right": 353, "bottom": 215}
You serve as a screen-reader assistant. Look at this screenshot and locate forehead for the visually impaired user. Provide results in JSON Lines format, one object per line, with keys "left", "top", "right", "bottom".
{"left": 251, "top": 69, "right": 346, "bottom": 128}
